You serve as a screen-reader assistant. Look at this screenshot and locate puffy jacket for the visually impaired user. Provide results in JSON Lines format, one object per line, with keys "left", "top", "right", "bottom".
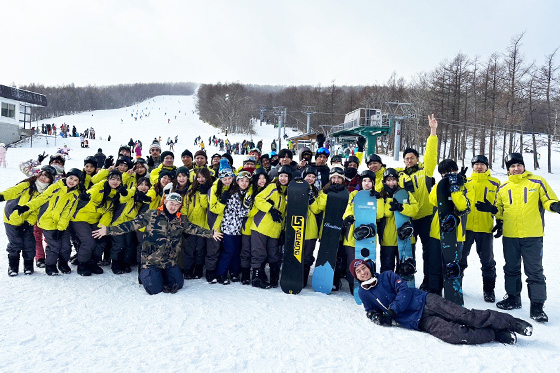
{"left": 189, "top": 165, "right": 216, "bottom": 183}
{"left": 184, "top": 187, "right": 209, "bottom": 229}
{"left": 496, "top": 171, "right": 558, "bottom": 238}
{"left": 207, "top": 180, "right": 232, "bottom": 232}
{"left": 146, "top": 186, "right": 163, "bottom": 210}
{"left": 1, "top": 181, "right": 41, "bottom": 226}
{"left": 82, "top": 172, "right": 95, "bottom": 190}
{"left": 111, "top": 188, "right": 151, "bottom": 226}
{"left": 71, "top": 180, "right": 119, "bottom": 226}
{"left": 149, "top": 163, "right": 177, "bottom": 186}
{"left": 381, "top": 191, "right": 418, "bottom": 247}
{"left": 341, "top": 190, "right": 384, "bottom": 247}
{"left": 92, "top": 168, "right": 133, "bottom": 188}
{"left": 429, "top": 181, "right": 469, "bottom": 242}
{"left": 25, "top": 179, "right": 80, "bottom": 230}
{"left": 396, "top": 135, "right": 438, "bottom": 220}
{"left": 358, "top": 271, "right": 427, "bottom": 330}
{"left": 373, "top": 167, "right": 386, "bottom": 194}
{"left": 465, "top": 171, "right": 500, "bottom": 233}
{"left": 251, "top": 183, "right": 288, "bottom": 239}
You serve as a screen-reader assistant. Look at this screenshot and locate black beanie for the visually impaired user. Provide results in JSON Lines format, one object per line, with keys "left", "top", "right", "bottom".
{"left": 161, "top": 151, "right": 174, "bottom": 160}
{"left": 181, "top": 149, "right": 193, "bottom": 158}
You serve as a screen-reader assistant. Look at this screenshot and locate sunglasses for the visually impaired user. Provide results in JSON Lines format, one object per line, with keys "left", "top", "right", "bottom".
{"left": 150, "top": 149, "right": 161, "bottom": 153}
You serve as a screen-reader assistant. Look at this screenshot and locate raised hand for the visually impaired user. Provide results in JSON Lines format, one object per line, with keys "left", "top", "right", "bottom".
{"left": 428, "top": 114, "right": 438, "bottom": 135}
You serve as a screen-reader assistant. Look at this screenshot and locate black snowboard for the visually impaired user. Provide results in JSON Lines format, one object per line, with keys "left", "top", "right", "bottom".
{"left": 436, "top": 178, "right": 464, "bottom": 306}
{"left": 280, "top": 179, "right": 310, "bottom": 294}
{"left": 312, "top": 188, "right": 350, "bottom": 295}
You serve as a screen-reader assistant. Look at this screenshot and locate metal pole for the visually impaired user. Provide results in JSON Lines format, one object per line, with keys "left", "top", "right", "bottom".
{"left": 278, "top": 114, "right": 283, "bottom": 150}
{"left": 260, "top": 109, "right": 264, "bottom": 127}
{"left": 393, "top": 118, "right": 401, "bottom": 161}
{"left": 306, "top": 113, "right": 311, "bottom": 133}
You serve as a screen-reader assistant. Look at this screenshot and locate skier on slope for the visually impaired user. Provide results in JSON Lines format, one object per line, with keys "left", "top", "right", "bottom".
{"left": 350, "top": 259, "right": 533, "bottom": 345}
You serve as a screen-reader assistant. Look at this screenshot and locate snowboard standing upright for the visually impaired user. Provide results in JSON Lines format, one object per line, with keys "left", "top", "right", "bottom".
{"left": 436, "top": 178, "right": 464, "bottom": 306}
{"left": 280, "top": 180, "right": 309, "bottom": 294}
{"left": 352, "top": 191, "right": 378, "bottom": 304}
{"left": 393, "top": 189, "right": 415, "bottom": 288}
{"left": 312, "top": 188, "right": 349, "bottom": 295}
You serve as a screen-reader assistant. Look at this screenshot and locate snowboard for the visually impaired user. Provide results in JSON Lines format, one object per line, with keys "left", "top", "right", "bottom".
{"left": 437, "top": 178, "right": 464, "bottom": 306}
{"left": 352, "top": 190, "right": 378, "bottom": 304}
{"left": 393, "top": 189, "right": 415, "bottom": 288}
{"left": 280, "top": 179, "right": 310, "bottom": 295}
{"left": 312, "top": 188, "right": 349, "bottom": 295}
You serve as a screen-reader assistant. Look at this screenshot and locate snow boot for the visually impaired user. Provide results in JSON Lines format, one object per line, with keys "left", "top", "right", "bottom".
{"left": 58, "top": 257, "right": 72, "bottom": 274}
{"left": 496, "top": 293, "right": 521, "bottom": 310}
{"left": 23, "top": 259, "right": 34, "bottom": 275}
{"left": 183, "top": 267, "right": 194, "bottom": 280}
{"left": 35, "top": 258, "right": 46, "bottom": 268}
{"left": 122, "top": 262, "right": 132, "bottom": 273}
{"left": 45, "top": 264, "right": 59, "bottom": 276}
{"left": 217, "top": 275, "right": 230, "bottom": 285}
{"left": 494, "top": 329, "right": 517, "bottom": 344}
{"left": 513, "top": 318, "right": 533, "bottom": 336}
{"left": 111, "top": 261, "right": 124, "bottom": 275}
{"left": 162, "top": 283, "right": 179, "bottom": 294}
{"left": 303, "top": 265, "right": 311, "bottom": 287}
{"left": 77, "top": 261, "right": 92, "bottom": 276}
{"left": 230, "top": 272, "right": 240, "bottom": 282}
{"left": 530, "top": 302, "right": 548, "bottom": 323}
{"left": 269, "top": 264, "right": 280, "bottom": 288}
{"left": 483, "top": 277, "right": 496, "bottom": 303}
{"left": 252, "top": 268, "right": 270, "bottom": 289}
{"left": 89, "top": 257, "right": 104, "bottom": 274}
{"left": 8, "top": 256, "right": 19, "bottom": 276}
{"left": 205, "top": 269, "right": 217, "bottom": 284}
{"left": 193, "top": 265, "right": 204, "bottom": 279}
{"left": 240, "top": 267, "right": 251, "bottom": 285}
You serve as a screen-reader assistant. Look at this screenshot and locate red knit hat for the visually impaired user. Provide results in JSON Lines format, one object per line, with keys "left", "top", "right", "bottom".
{"left": 349, "top": 259, "right": 371, "bottom": 280}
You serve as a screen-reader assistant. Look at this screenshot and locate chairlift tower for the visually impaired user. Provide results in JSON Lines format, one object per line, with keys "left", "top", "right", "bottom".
{"left": 273, "top": 106, "right": 286, "bottom": 149}
{"left": 258, "top": 105, "right": 267, "bottom": 127}
{"left": 385, "top": 102, "right": 416, "bottom": 161}
{"left": 301, "top": 106, "right": 316, "bottom": 133}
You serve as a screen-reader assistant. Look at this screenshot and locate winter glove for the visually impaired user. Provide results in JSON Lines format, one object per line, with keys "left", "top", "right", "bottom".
{"left": 0, "top": 194, "right": 4, "bottom": 202}
{"left": 441, "top": 213, "right": 459, "bottom": 233}
{"left": 197, "top": 184, "right": 210, "bottom": 195}
{"left": 329, "top": 183, "right": 345, "bottom": 193}
{"left": 403, "top": 180, "right": 415, "bottom": 193}
{"left": 14, "top": 205, "right": 30, "bottom": 215}
{"left": 266, "top": 199, "right": 275, "bottom": 206}
{"left": 342, "top": 215, "right": 355, "bottom": 229}
{"left": 492, "top": 220, "right": 503, "bottom": 238}
{"left": 269, "top": 207, "right": 283, "bottom": 223}
{"left": 37, "top": 152, "right": 48, "bottom": 163}
{"left": 378, "top": 309, "right": 396, "bottom": 326}
{"left": 366, "top": 311, "right": 381, "bottom": 323}
{"left": 370, "top": 189, "right": 381, "bottom": 198}
{"left": 118, "top": 185, "right": 128, "bottom": 197}
{"left": 389, "top": 199, "right": 404, "bottom": 212}
{"left": 446, "top": 173, "right": 463, "bottom": 193}
{"left": 550, "top": 202, "right": 560, "bottom": 214}
{"left": 475, "top": 199, "right": 498, "bottom": 214}
{"left": 79, "top": 191, "right": 91, "bottom": 201}
{"left": 243, "top": 195, "right": 253, "bottom": 209}
{"left": 356, "top": 136, "right": 366, "bottom": 152}
{"left": 135, "top": 191, "right": 152, "bottom": 203}
{"left": 163, "top": 183, "right": 173, "bottom": 196}
{"left": 103, "top": 156, "right": 114, "bottom": 168}
{"left": 219, "top": 191, "right": 231, "bottom": 204}
{"left": 146, "top": 155, "right": 155, "bottom": 168}
{"left": 316, "top": 133, "right": 326, "bottom": 148}
{"left": 308, "top": 188, "right": 316, "bottom": 205}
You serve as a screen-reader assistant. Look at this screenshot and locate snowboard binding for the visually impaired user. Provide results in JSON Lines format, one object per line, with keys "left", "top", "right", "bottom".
{"left": 445, "top": 262, "right": 461, "bottom": 279}
{"left": 398, "top": 258, "right": 417, "bottom": 276}
{"left": 353, "top": 224, "right": 376, "bottom": 240}
{"left": 441, "top": 213, "right": 459, "bottom": 233}
{"left": 397, "top": 222, "right": 414, "bottom": 240}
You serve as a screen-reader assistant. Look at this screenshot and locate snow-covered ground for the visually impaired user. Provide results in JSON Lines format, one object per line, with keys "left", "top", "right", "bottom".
{"left": 1, "top": 95, "right": 559, "bottom": 372}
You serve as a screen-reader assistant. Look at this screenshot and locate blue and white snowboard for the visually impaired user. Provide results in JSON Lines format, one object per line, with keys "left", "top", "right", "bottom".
{"left": 393, "top": 189, "right": 415, "bottom": 288}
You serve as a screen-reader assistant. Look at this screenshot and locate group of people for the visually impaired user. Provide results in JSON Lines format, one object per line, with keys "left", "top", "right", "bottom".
{"left": 1, "top": 114, "right": 554, "bottom": 345}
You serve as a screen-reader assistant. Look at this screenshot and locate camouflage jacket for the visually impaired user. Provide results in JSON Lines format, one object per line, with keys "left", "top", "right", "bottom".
{"left": 106, "top": 208, "right": 214, "bottom": 269}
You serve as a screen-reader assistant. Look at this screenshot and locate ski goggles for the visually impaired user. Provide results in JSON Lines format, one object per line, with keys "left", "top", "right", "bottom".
{"left": 167, "top": 192, "right": 183, "bottom": 204}
{"left": 236, "top": 171, "right": 252, "bottom": 180}
{"left": 316, "top": 147, "right": 330, "bottom": 157}
{"left": 471, "top": 155, "right": 489, "bottom": 166}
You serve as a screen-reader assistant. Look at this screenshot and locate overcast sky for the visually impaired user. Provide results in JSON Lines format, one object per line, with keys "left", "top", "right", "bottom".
{"left": 2, "top": 0, "right": 559, "bottom": 88}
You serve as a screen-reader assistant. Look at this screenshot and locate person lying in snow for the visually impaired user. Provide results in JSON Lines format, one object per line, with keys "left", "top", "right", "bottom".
{"left": 349, "top": 259, "right": 533, "bottom": 345}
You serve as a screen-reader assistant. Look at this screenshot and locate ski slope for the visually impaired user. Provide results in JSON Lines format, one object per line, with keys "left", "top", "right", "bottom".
{"left": 1, "top": 95, "right": 559, "bottom": 372}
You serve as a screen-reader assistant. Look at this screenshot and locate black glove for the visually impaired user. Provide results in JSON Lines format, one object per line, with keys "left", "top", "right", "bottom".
{"left": 219, "top": 191, "right": 231, "bottom": 204}
{"left": 37, "top": 152, "right": 47, "bottom": 163}
{"left": 329, "top": 183, "right": 345, "bottom": 193}
{"left": 403, "top": 180, "right": 414, "bottom": 193}
{"left": 551, "top": 202, "right": 560, "bottom": 214}
{"left": 243, "top": 195, "right": 253, "bottom": 209}
{"left": 317, "top": 133, "right": 325, "bottom": 148}
{"left": 389, "top": 199, "right": 404, "bottom": 212}
{"left": 378, "top": 309, "right": 396, "bottom": 326}
{"left": 146, "top": 155, "right": 155, "bottom": 167}
{"left": 475, "top": 199, "right": 498, "bottom": 214}
{"left": 492, "top": 220, "right": 503, "bottom": 238}
{"left": 79, "top": 192, "right": 91, "bottom": 201}
{"left": 447, "top": 172, "right": 465, "bottom": 193}
{"left": 308, "top": 188, "right": 316, "bottom": 205}
{"left": 197, "top": 184, "right": 210, "bottom": 195}
{"left": 342, "top": 215, "right": 355, "bottom": 229}
{"left": 356, "top": 136, "right": 366, "bottom": 152}
{"left": 118, "top": 185, "right": 128, "bottom": 196}
{"left": 0, "top": 194, "right": 4, "bottom": 202}
{"left": 266, "top": 199, "right": 275, "bottom": 206}
{"left": 135, "top": 191, "right": 152, "bottom": 203}
{"left": 103, "top": 156, "right": 114, "bottom": 168}
{"left": 459, "top": 166, "right": 468, "bottom": 180}
{"left": 14, "top": 205, "right": 30, "bottom": 215}
{"left": 269, "top": 207, "right": 283, "bottom": 223}
{"left": 370, "top": 189, "right": 380, "bottom": 198}
{"left": 366, "top": 311, "right": 381, "bottom": 323}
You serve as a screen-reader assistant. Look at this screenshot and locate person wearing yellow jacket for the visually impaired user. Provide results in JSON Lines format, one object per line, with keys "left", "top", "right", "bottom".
{"left": 81, "top": 156, "right": 98, "bottom": 190}
{"left": 70, "top": 170, "right": 126, "bottom": 276}
{"left": 461, "top": 155, "right": 500, "bottom": 303}
{"left": 396, "top": 114, "right": 439, "bottom": 290}
{"left": 205, "top": 159, "right": 234, "bottom": 283}
{"left": 301, "top": 166, "right": 320, "bottom": 287}
{"left": 250, "top": 165, "right": 290, "bottom": 289}
{"left": 2, "top": 165, "right": 56, "bottom": 276}
{"left": 239, "top": 167, "right": 269, "bottom": 285}
{"left": 149, "top": 151, "right": 177, "bottom": 186}
{"left": 21, "top": 169, "right": 82, "bottom": 275}
{"left": 494, "top": 153, "right": 559, "bottom": 323}
{"left": 379, "top": 168, "right": 418, "bottom": 274}
{"left": 365, "top": 154, "right": 386, "bottom": 193}
{"left": 427, "top": 160, "right": 470, "bottom": 304}
{"left": 341, "top": 170, "right": 384, "bottom": 292}
{"left": 146, "top": 169, "right": 174, "bottom": 210}
{"left": 182, "top": 167, "right": 213, "bottom": 279}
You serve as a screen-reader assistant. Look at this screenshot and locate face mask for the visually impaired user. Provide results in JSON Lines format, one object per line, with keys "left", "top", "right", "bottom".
{"left": 53, "top": 164, "right": 64, "bottom": 174}
{"left": 35, "top": 180, "right": 50, "bottom": 193}
{"left": 271, "top": 159, "right": 279, "bottom": 167}
{"left": 384, "top": 184, "right": 398, "bottom": 197}
{"left": 345, "top": 168, "right": 358, "bottom": 179}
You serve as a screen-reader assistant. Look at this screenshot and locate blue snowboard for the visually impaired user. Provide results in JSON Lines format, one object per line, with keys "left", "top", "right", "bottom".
{"left": 393, "top": 189, "right": 415, "bottom": 288}
{"left": 312, "top": 188, "right": 349, "bottom": 295}
{"left": 352, "top": 191, "right": 378, "bottom": 304}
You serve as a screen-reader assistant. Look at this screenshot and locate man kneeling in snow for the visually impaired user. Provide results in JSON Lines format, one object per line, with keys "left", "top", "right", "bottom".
{"left": 93, "top": 193, "right": 222, "bottom": 295}
{"left": 350, "top": 259, "right": 532, "bottom": 345}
